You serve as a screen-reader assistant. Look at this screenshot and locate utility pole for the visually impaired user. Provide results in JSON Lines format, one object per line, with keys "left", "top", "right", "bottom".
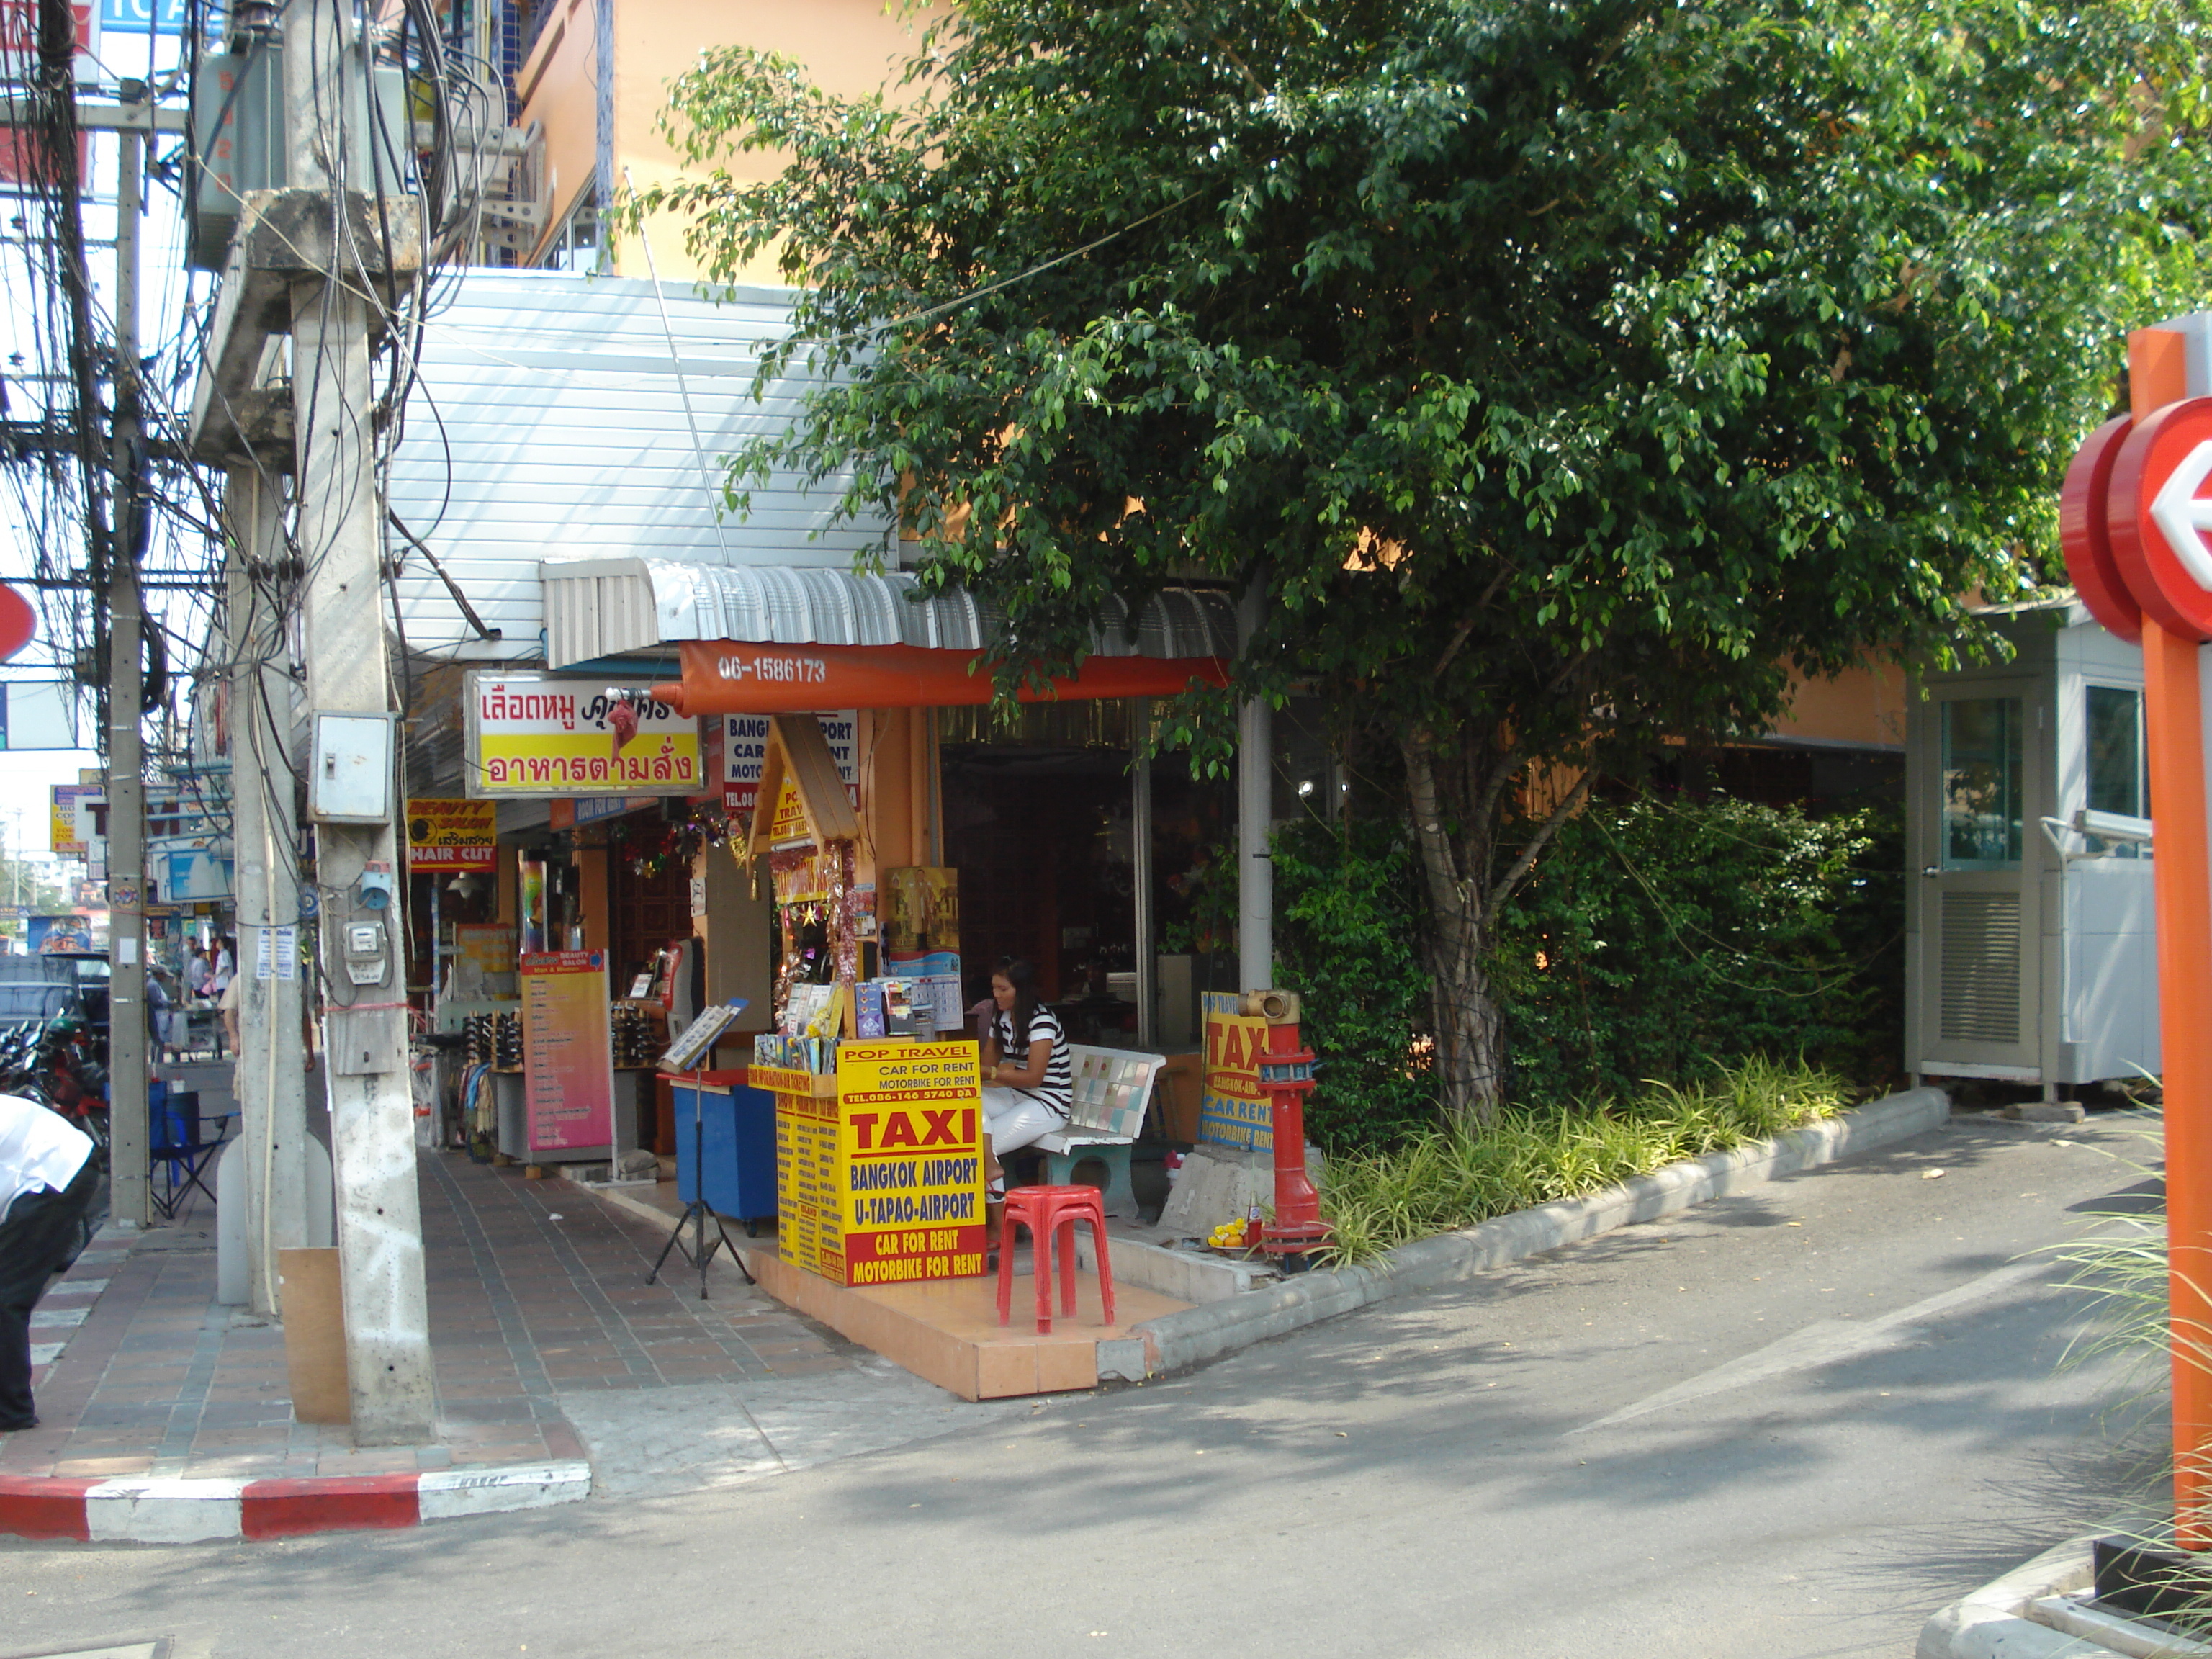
{"left": 106, "top": 91, "right": 148, "bottom": 1230}
{"left": 1236, "top": 579, "right": 1273, "bottom": 992}
{"left": 285, "top": 0, "right": 433, "bottom": 1442}
{"left": 225, "top": 467, "right": 309, "bottom": 1316}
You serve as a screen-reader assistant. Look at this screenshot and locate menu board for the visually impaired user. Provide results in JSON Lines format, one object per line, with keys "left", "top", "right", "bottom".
{"left": 521, "top": 950, "right": 614, "bottom": 1153}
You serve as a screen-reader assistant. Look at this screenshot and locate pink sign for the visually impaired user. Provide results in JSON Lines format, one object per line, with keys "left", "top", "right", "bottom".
{"left": 521, "top": 950, "right": 613, "bottom": 1152}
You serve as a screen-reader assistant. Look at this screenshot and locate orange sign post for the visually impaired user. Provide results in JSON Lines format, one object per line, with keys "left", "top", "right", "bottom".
{"left": 2064, "top": 325, "right": 2212, "bottom": 1544}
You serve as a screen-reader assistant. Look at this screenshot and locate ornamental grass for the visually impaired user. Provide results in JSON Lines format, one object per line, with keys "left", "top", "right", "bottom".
{"left": 1316, "top": 1056, "right": 1851, "bottom": 1267}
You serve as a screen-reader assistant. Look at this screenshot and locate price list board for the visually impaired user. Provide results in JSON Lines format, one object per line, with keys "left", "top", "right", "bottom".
{"left": 521, "top": 950, "right": 614, "bottom": 1154}
{"left": 773, "top": 1089, "right": 844, "bottom": 1280}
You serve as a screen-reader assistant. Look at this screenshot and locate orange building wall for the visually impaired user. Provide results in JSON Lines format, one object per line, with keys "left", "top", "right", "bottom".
{"left": 513, "top": 0, "right": 604, "bottom": 251}
{"left": 514, "top": 0, "right": 930, "bottom": 279}
{"left": 1770, "top": 659, "right": 1907, "bottom": 750}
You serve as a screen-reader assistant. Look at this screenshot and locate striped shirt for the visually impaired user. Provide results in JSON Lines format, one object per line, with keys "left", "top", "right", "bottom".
{"left": 993, "top": 1005, "right": 1073, "bottom": 1116}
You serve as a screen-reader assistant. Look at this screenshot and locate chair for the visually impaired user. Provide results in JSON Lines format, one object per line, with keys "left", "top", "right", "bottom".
{"left": 150, "top": 1089, "right": 228, "bottom": 1220}
{"left": 1033, "top": 1046, "right": 1164, "bottom": 1218}
{"left": 996, "top": 1184, "right": 1116, "bottom": 1334}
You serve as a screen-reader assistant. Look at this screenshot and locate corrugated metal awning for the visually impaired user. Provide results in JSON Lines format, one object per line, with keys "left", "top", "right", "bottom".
{"left": 542, "top": 557, "right": 1235, "bottom": 669}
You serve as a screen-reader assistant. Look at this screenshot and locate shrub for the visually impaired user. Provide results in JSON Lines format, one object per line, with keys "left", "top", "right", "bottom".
{"left": 1272, "top": 816, "right": 1438, "bottom": 1149}
{"left": 1493, "top": 796, "right": 1902, "bottom": 1109}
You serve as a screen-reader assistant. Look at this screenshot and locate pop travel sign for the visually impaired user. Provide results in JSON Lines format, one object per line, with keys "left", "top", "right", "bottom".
{"left": 464, "top": 670, "right": 702, "bottom": 798}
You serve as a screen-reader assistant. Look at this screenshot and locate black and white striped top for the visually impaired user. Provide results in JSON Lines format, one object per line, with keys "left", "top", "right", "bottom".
{"left": 993, "top": 1004, "right": 1073, "bottom": 1116}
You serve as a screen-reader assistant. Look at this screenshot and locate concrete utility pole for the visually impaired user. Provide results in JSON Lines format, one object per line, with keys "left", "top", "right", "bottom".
{"left": 285, "top": 0, "right": 433, "bottom": 1442}
{"left": 225, "top": 468, "right": 309, "bottom": 1316}
{"left": 106, "top": 94, "right": 148, "bottom": 1229}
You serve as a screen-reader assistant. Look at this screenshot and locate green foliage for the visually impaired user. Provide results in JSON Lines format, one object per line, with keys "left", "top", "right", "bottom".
{"left": 1318, "top": 1056, "right": 1849, "bottom": 1265}
{"left": 1272, "top": 816, "right": 1437, "bottom": 1148}
{"left": 1494, "top": 796, "right": 1902, "bottom": 1107}
{"left": 634, "top": 0, "right": 2212, "bottom": 1118}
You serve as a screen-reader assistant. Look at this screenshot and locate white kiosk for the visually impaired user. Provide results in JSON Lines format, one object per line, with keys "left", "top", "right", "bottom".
{"left": 1907, "top": 598, "right": 2159, "bottom": 1094}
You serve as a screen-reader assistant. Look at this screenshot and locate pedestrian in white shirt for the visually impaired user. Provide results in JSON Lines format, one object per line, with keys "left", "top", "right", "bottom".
{"left": 0, "top": 1094, "right": 96, "bottom": 1431}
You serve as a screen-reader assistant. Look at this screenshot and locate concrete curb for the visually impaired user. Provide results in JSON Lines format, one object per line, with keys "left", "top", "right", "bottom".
{"left": 0, "top": 1461, "right": 591, "bottom": 1544}
{"left": 1130, "top": 1087, "right": 1951, "bottom": 1377}
{"left": 1915, "top": 1540, "right": 2109, "bottom": 1658}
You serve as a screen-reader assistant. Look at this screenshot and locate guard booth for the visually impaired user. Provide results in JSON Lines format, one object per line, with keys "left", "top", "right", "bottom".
{"left": 1907, "top": 599, "right": 2158, "bottom": 1094}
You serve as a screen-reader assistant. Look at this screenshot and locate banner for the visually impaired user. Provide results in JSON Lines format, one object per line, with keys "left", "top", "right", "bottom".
{"left": 723, "top": 711, "right": 857, "bottom": 811}
{"left": 521, "top": 950, "right": 614, "bottom": 1152}
{"left": 1197, "top": 990, "right": 1274, "bottom": 1151}
{"left": 405, "top": 798, "right": 496, "bottom": 869}
{"left": 464, "top": 672, "right": 702, "bottom": 798}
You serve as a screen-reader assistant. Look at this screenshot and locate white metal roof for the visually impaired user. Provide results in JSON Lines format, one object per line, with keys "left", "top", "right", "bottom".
{"left": 541, "top": 559, "right": 1236, "bottom": 668}
{"left": 385, "top": 271, "right": 895, "bottom": 662}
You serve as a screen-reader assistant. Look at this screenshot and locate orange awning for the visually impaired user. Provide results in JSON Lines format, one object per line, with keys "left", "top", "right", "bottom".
{"left": 652, "top": 639, "right": 1228, "bottom": 716}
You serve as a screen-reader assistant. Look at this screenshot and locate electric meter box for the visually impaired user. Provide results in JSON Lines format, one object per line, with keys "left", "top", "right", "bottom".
{"left": 310, "top": 712, "right": 395, "bottom": 824}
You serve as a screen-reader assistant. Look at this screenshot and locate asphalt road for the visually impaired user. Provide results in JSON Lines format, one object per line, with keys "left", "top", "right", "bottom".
{"left": 0, "top": 1109, "right": 2170, "bottom": 1659}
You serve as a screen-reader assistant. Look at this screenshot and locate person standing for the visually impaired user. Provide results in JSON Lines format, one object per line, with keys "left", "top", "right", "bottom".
{"left": 184, "top": 943, "right": 210, "bottom": 1001}
{"left": 0, "top": 1094, "right": 96, "bottom": 1431}
{"left": 211, "top": 935, "right": 235, "bottom": 997}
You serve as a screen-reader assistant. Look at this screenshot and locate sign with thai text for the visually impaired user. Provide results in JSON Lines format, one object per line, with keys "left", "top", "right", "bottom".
{"left": 1197, "top": 990, "right": 1274, "bottom": 1151}
{"left": 464, "top": 672, "right": 701, "bottom": 798}
{"left": 405, "top": 798, "right": 496, "bottom": 870}
{"left": 521, "top": 950, "right": 614, "bottom": 1152}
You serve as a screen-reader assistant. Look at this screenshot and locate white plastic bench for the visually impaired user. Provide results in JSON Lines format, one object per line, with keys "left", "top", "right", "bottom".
{"left": 1030, "top": 1045, "right": 1166, "bottom": 1218}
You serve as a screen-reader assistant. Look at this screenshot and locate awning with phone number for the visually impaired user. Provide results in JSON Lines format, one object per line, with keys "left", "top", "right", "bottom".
{"left": 652, "top": 639, "right": 1226, "bottom": 716}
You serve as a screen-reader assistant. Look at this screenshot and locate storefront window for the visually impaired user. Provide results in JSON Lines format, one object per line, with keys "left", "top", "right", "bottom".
{"left": 2085, "top": 684, "right": 2147, "bottom": 857}
{"left": 1941, "top": 697, "right": 2023, "bottom": 868}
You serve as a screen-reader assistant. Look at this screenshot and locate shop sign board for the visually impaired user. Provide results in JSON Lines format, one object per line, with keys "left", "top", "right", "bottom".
{"left": 521, "top": 950, "right": 615, "bottom": 1152}
{"left": 548, "top": 796, "right": 658, "bottom": 830}
{"left": 775, "top": 1042, "right": 987, "bottom": 1285}
{"left": 405, "top": 798, "right": 496, "bottom": 869}
{"left": 723, "top": 711, "right": 858, "bottom": 811}
{"left": 451, "top": 923, "right": 518, "bottom": 999}
{"left": 464, "top": 671, "right": 702, "bottom": 798}
{"left": 50, "top": 783, "right": 98, "bottom": 859}
{"left": 1197, "top": 990, "right": 1274, "bottom": 1151}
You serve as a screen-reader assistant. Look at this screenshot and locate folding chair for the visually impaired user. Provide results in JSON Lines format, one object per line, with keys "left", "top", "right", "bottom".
{"left": 150, "top": 1089, "right": 227, "bottom": 1220}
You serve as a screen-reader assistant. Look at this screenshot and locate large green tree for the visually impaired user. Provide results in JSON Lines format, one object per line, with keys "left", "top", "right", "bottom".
{"left": 637, "top": 0, "right": 2208, "bottom": 1125}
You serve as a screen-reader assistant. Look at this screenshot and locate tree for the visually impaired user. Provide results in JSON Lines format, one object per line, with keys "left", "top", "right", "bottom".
{"left": 635, "top": 0, "right": 2210, "bottom": 1125}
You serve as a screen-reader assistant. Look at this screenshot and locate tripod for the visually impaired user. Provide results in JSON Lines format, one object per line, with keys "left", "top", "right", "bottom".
{"left": 647, "top": 1064, "right": 754, "bottom": 1300}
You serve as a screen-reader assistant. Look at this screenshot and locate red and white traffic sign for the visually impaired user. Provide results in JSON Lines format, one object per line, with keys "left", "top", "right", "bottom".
{"left": 2107, "top": 396, "right": 2212, "bottom": 642}
{"left": 2062, "top": 413, "right": 2143, "bottom": 642}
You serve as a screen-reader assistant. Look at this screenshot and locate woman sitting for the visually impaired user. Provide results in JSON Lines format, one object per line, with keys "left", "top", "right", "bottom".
{"left": 979, "top": 959, "right": 1072, "bottom": 1230}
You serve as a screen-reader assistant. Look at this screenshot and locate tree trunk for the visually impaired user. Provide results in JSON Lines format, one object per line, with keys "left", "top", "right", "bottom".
{"left": 1402, "top": 728, "right": 1509, "bottom": 1130}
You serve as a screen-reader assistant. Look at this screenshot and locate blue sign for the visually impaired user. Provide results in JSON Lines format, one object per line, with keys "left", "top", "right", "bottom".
{"left": 99, "top": 0, "right": 189, "bottom": 34}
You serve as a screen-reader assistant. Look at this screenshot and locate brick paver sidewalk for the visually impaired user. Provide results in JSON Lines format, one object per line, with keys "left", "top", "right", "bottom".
{"left": 1, "top": 1151, "right": 863, "bottom": 1481}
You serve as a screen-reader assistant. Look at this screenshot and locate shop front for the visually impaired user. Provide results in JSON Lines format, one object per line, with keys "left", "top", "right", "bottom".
{"left": 395, "top": 566, "right": 1241, "bottom": 1393}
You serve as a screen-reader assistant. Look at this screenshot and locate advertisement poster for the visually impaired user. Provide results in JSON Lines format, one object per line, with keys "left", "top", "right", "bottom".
{"left": 723, "top": 711, "right": 858, "bottom": 812}
{"left": 521, "top": 950, "right": 614, "bottom": 1153}
{"left": 773, "top": 1041, "right": 986, "bottom": 1286}
{"left": 1197, "top": 990, "right": 1274, "bottom": 1151}
{"left": 405, "top": 798, "right": 497, "bottom": 869}
{"left": 49, "top": 783, "right": 96, "bottom": 859}
{"left": 465, "top": 672, "right": 702, "bottom": 798}
{"left": 450, "top": 923, "right": 518, "bottom": 999}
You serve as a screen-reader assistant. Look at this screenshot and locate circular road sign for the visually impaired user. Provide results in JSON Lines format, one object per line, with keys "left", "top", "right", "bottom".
{"left": 2062, "top": 414, "right": 2143, "bottom": 642}
{"left": 2108, "top": 395, "right": 2212, "bottom": 642}
{"left": 0, "top": 583, "right": 35, "bottom": 663}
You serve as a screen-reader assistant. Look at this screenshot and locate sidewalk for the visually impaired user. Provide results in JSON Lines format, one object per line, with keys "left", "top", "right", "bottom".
{"left": 4, "top": 1148, "right": 885, "bottom": 1488}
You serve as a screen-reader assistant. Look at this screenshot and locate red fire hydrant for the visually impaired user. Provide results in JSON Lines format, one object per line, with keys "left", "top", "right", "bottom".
{"left": 1244, "top": 989, "right": 1331, "bottom": 1261}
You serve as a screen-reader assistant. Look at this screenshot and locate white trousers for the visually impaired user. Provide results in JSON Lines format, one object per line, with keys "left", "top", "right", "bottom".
{"left": 981, "top": 1087, "right": 1064, "bottom": 1161}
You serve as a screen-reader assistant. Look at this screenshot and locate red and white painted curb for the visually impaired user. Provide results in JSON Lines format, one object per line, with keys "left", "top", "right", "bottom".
{"left": 0, "top": 1460, "right": 590, "bottom": 1542}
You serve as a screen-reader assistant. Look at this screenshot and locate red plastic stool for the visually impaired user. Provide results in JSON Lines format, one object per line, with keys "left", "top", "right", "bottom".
{"left": 996, "top": 1184, "right": 1117, "bottom": 1334}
